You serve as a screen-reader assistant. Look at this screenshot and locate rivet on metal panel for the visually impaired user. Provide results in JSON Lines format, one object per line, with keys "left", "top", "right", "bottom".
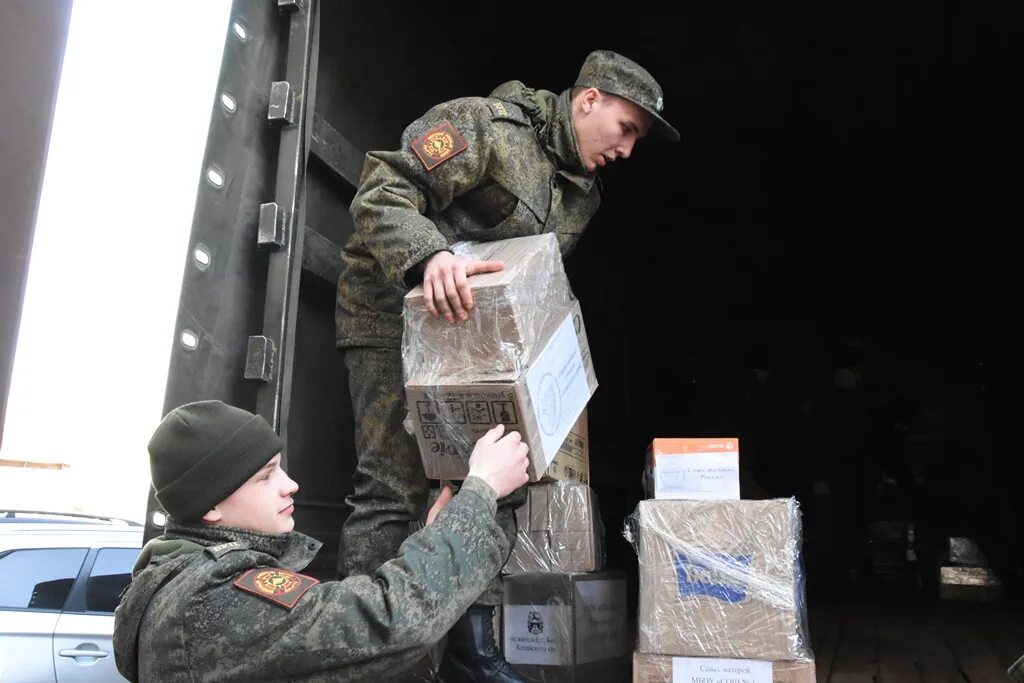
{"left": 245, "top": 335, "right": 276, "bottom": 383}
{"left": 258, "top": 202, "right": 287, "bottom": 248}
{"left": 268, "top": 81, "right": 294, "bottom": 125}
{"left": 232, "top": 21, "right": 247, "bottom": 41}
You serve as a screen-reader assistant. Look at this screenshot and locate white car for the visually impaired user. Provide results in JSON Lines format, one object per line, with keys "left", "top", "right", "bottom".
{"left": 0, "top": 511, "right": 143, "bottom": 683}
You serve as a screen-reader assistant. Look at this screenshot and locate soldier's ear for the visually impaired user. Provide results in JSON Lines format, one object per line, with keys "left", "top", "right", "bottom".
{"left": 201, "top": 507, "right": 223, "bottom": 523}
{"left": 581, "top": 87, "right": 600, "bottom": 114}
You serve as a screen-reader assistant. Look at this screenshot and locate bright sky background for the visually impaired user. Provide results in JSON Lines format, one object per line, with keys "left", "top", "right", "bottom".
{"left": 1, "top": 1, "right": 233, "bottom": 523}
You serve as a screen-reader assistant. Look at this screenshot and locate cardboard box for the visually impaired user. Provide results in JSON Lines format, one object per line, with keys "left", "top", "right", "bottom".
{"left": 543, "top": 408, "right": 589, "bottom": 484}
{"left": 632, "top": 652, "right": 815, "bottom": 683}
{"left": 503, "top": 481, "right": 603, "bottom": 575}
{"left": 636, "top": 499, "right": 810, "bottom": 661}
{"left": 503, "top": 571, "right": 631, "bottom": 682}
{"left": 643, "top": 438, "right": 740, "bottom": 500}
{"left": 403, "top": 233, "right": 574, "bottom": 383}
{"left": 406, "top": 299, "right": 597, "bottom": 481}
{"left": 939, "top": 566, "right": 1003, "bottom": 602}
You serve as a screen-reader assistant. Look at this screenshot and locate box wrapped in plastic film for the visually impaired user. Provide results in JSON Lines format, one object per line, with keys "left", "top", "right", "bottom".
{"left": 503, "top": 481, "right": 605, "bottom": 575}
{"left": 632, "top": 652, "right": 816, "bottom": 683}
{"left": 625, "top": 498, "right": 811, "bottom": 661}
{"left": 403, "top": 233, "right": 597, "bottom": 480}
{"left": 503, "top": 571, "right": 631, "bottom": 682}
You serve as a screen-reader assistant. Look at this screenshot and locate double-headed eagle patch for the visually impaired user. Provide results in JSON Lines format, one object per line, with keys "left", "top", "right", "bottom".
{"left": 233, "top": 568, "right": 319, "bottom": 609}
{"left": 411, "top": 120, "right": 468, "bottom": 171}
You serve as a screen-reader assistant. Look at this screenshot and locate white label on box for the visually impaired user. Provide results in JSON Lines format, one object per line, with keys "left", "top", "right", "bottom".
{"left": 672, "top": 657, "right": 772, "bottom": 683}
{"left": 503, "top": 604, "right": 573, "bottom": 666}
{"left": 525, "top": 314, "right": 589, "bottom": 468}
{"left": 574, "top": 580, "right": 626, "bottom": 664}
{"left": 654, "top": 452, "right": 740, "bottom": 500}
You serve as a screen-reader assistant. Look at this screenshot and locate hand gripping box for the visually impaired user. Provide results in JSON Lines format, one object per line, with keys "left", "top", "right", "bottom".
{"left": 404, "top": 234, "right": 597, "bottom": 481}
{"left": 503, "top": 481, "right": 604, "bottom": 575}
{"left": 632, "top": 499, "right": 811, "bottom": 661}
{"left": 503, "top": 571, "right": 631, "bottom": 682}
{"left": 632, "top": 652, "right": 816, "bottom": 683}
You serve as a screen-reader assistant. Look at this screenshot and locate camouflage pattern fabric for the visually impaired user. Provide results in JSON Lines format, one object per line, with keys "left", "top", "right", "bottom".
{"left": 341, "top": 346, "right": 525, "bottom": 606}
{"left": 112, "top": 477, "right": 505, "bottom": 682}
{"left": 335, "top": 80, "right": 600, "bottom": 349}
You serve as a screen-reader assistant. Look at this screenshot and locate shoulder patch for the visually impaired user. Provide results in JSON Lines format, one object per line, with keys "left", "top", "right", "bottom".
{"left": 486, "top": 100, "right": 528, "bottom": 125}
{"left": 233, "top": 568, "right": 319, "bottom": 610}
{"left": 411, "top": 120, "right": 468, "bottom": 171}
{"left": 205, "top": 541, "right": 246, "bottom": 559}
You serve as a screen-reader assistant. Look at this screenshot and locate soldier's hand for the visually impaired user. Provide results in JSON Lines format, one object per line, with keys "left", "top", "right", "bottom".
{"left": 467, "top": 424, "right": 530, "bottom": 498}
{"left": 422, "top": 251, "right": 504, "bottom": 324}
{"left": 426, "top": 484, "right": 454, "bottom": 525}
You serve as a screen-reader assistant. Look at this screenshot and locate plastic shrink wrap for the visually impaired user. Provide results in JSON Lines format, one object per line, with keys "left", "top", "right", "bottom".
{"left": 624, "top": 498, "right": 812, "bottom": 662}
{"left": 402, "top": 233, "right": 596, "bottom": 480}
{"left": 503, "top": 481, "right": 605, "bottom": 575}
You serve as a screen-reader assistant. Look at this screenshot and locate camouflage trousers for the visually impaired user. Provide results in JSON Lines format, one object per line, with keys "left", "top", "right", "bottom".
{"left": 340, "top": 346, "right": 525, "bottom": 605}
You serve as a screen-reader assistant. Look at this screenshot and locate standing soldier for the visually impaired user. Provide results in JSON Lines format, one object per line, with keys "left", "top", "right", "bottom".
{"left": 336, "top": 49, "right": 679, "bottom": 681}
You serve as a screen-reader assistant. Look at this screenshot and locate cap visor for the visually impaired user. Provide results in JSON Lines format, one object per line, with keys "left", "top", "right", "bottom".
{"left": 649, "top": 111, "right": 680, "bottom": 142}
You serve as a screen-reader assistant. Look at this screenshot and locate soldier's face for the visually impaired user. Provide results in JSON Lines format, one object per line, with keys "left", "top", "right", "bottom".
{"left": 207, "top": 453, "right": 299, "bottom": 535}
{"left": 574, "top": 90, "right": 652, "bottom": 172}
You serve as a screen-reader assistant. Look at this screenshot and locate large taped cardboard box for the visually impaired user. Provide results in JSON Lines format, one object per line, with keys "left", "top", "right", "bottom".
{"left": 503, "top": 571, "right": 631, "bottom": 682}
{"left": 406, "top": 299, "right": 597, "bottom": 481}
{"left": 632, "top": 652, "right": 815, "bottom": 683}
{"left": 636, "top": 499, "right": 810, "bottom": 661}
{"left": 503, "top": 481, "right": 603, "bottom": 575}
{"left": 543, "top": 408, "right": 589, "bottom": 484}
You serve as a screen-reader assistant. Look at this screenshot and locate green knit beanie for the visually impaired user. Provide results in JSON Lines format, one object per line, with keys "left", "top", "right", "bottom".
{"left": 148, "top": 400, "right": 284, "bottom": 522}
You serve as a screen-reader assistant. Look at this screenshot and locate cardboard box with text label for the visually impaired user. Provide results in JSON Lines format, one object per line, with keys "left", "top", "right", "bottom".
{"left": 406, "top": 298, "right": 597, "bottom": 481}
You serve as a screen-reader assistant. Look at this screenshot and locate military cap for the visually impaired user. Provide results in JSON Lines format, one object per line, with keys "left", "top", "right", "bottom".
{"left": 574, "top": 49, "right": 680, "bottom": 142}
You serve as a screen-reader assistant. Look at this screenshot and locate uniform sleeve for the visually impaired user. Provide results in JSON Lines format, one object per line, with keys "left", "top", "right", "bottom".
{"left": 184, "top": 477, "right": 506, "bottom": 681}
{"left": 350, "top": 99, "right": 498, "bottom": 288}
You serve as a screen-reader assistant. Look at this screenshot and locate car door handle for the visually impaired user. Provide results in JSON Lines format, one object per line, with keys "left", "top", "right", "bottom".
{"left": 59, "top": 648, "right": 110, "bottom": 659}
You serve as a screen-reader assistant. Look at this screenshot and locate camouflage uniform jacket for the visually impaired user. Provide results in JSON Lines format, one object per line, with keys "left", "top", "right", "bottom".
{"left": 113, "top": 477, "right": 505, "bottom": 682}
{"left": 336, "top": 80, "right": 601, "bottom": 348}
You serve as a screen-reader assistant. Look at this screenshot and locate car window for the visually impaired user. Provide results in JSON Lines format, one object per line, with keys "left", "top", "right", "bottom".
{"left": 85, "top": 547, "right": 138, "bottom": 613}
{"left": 0, "top": 548, "right": 88, "bottom": 610}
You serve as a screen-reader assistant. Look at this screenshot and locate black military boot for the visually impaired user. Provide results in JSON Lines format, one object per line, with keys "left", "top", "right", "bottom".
{"left": 436, "top": 604, "right": 525, "bottom": 683}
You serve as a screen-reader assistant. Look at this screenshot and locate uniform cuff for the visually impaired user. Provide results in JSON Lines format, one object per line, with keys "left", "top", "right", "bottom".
{"left": 458, "top": 476, "right": 498, "bottom": 516}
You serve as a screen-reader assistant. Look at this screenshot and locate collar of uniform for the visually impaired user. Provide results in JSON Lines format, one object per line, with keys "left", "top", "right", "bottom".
{"left": 164, "top": 520, "right": 293, "bottom": 560}
{"left": 546, "top": 89, "right": 595, "bottom": 191}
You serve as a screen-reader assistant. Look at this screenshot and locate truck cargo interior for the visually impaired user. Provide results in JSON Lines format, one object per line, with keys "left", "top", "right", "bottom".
{"left": 313, "top": 4, "right": 1023, "bottom": 676}
{"left": 6, "top": 1, "right": 1022, "bottom": 681}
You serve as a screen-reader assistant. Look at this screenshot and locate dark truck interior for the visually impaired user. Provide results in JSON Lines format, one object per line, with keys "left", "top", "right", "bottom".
{"left": 302, "top": 3, "right": 1024, "bottom": 677}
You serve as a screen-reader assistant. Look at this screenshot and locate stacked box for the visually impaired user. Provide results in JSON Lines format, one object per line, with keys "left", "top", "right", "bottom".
{"left": 632, "top": 652, "right": 815, "bottom": 683}
{"left": 635, "top": 498, "right": 811, "bottom": 661}
{"left": 503, "top": 481, "right": 604, "bottom": 575}
{"left": 503, "top": 571, "right": 631, "bottom": 682}
{"left": 403, "top": 234, "right": 597, "bottom": 481}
